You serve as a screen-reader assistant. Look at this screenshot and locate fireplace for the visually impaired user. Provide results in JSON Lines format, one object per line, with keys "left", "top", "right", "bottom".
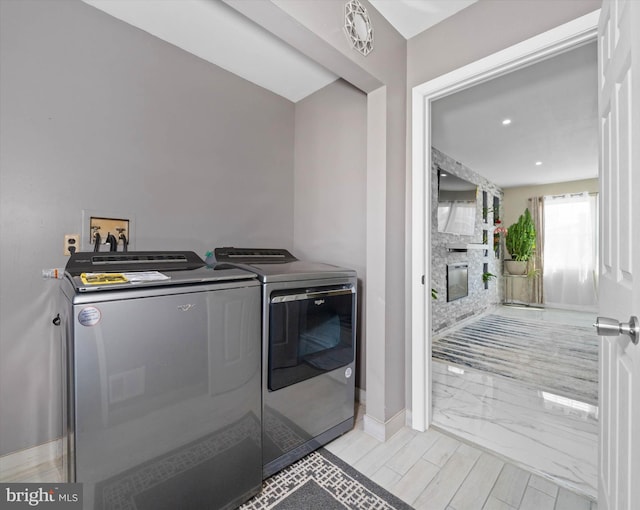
{"left": 447, "top": 263, "right": 468, "bottom": 302}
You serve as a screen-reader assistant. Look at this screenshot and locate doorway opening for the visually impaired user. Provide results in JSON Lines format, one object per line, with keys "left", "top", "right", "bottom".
{"left": 409, "top": 10, "right": 600, "bottom": 499}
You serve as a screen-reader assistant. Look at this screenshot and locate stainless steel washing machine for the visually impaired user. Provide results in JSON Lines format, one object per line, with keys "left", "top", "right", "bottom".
{"left": 214, "top": 248, "right": 357, "bottom": 478}
{"left": 58, "top": 251, "right": 262, "bottom": 510}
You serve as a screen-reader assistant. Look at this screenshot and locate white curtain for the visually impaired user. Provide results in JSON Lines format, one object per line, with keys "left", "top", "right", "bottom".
{"left": 543, "top": 193, "right": 598, "bottom": 309}
{"left": 528, "top": 196, "right": 544, "bottom": 304}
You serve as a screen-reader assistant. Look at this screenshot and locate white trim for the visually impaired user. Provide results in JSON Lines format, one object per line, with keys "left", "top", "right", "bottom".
{"left": 365, "top": 86, "right": 388, "bottom": 425}
{"left": 409, "top": 10, "right": 600, "bottom": 431}
{"left": 363, "top": 408, "right": 406, "bottom": 442}
{"left": 405, "top": 408, "right": 413, "bottom": 427}
{"left": 0, "top": 439, "right": 61, "bottom": 480}
{"left": 409, "top": 85, "right": 429, "bottom": 432}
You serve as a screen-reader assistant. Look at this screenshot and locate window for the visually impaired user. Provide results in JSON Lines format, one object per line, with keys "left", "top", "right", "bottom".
{"left": 543, "top": 193, "right": 598, "bottom": 309}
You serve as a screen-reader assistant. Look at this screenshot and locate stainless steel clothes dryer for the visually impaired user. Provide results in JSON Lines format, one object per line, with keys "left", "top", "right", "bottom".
{"left": 214, "top": 248, "right": 357, "bottom": 478}
{"left": 58, "top": 251, "right": 262, "bottom": 510}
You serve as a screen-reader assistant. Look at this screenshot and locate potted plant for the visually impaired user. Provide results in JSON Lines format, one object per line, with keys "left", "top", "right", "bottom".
{"left": 482, "top": 271, "right": 496, "bottom": 290}
{"left": 505, "top": 208, "right": 536, "bottom": 275}
{"left": 482, "top": 272, "right": 496, "bottom": 283}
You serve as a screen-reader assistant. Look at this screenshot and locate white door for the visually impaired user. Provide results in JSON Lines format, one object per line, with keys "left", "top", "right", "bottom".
{"left": 597, "top": 0, "right": 640, "bottom": 509}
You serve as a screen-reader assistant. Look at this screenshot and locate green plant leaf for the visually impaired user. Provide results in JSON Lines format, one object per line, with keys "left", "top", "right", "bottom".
{"left": 505, "top": 208, "right": 536, "bottom": 261}
{"left": 482, "top": 272, "right": 497, "bottom": 282}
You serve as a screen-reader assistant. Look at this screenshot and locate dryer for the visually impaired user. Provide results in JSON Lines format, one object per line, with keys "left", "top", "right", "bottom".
{"left": 214, "top": 248, "right": 357, "bottom": 478}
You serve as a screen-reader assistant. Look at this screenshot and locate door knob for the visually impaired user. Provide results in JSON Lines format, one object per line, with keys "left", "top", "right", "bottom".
{"left": 594, "top": 316, "right": 640, "bottom": 345}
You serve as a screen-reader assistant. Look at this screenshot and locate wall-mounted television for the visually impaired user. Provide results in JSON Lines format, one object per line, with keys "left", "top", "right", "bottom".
{"left": 437, "top": 169, "right": 477, "bottom": 236}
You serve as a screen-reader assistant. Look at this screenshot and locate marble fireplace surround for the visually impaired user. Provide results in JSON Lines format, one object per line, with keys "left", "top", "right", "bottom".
{"left": 431, "top": 147, "right": 503, "bottom": 332}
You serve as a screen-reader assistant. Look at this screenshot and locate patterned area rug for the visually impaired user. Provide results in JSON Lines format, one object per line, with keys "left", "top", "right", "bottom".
{"left": 240, "top": 449, "right": 412, "bottom": 510}
{"left": 432, "top": 314, "right": 598, "bottom": 405}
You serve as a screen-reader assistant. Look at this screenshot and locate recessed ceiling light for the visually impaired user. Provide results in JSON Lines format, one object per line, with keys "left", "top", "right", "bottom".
{"left": 441, "top": 173, "right": 447, "bottom": 177}
{"left": 535, "top": 161, "right": 543, "bottom": 166}
{"left": 502, "top": 119, "right": 512, "bottom": 125}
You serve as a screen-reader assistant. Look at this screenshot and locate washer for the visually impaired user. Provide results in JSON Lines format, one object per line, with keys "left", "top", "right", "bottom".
{"left": 58, "top": 251, "right": 262, "bottom": 510}
{"left": 214, "top": 247, "right": 357, "bottom": 478}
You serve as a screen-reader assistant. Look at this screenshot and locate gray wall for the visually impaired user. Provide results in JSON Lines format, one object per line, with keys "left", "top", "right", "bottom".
{"left": 407, "top": 0, "right": 601, "bottom": 88}
{"left": 1, "top": 0, "right": 602, "bottom": 456}
{"left": 268, "top": 0, "right": 407, "bottom": 426}
{"left": 0, "top": 0, "right": 295, "bottom": 456}
{"left": 293, "top": 79, "right": 367, "bottom": 389}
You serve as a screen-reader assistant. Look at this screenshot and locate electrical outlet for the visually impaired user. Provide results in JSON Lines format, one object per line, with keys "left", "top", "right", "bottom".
{"left": 64, "top": 234, "right": 80, "bottom": 256}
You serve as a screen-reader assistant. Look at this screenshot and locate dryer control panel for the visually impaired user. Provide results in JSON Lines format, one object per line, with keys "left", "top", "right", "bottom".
{"left": 214, "top": 247, "right": 297, "bottom": 264}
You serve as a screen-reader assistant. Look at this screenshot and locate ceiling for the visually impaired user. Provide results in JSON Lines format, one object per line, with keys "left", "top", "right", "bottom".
{"left": 432, "top": 41, "right": 598, "bottom": 189}
{"left": 82, "top": 0, "right": 597, "bottom": 189}
{"left": 83, "top": 0, "right": 338, "bottom": 102}
{"left": 82, "top": 0, "right": 476, "bottom": 102}
{"left": 369, "top": 0, "right": 477, "bottom": 39}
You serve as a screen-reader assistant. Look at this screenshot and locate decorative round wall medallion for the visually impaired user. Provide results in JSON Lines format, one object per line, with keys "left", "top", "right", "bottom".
{"left": 344, "top": 0, "right": 373, "bottom": 56}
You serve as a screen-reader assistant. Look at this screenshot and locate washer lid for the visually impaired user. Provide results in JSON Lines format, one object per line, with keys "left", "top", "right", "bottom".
{"left": 213, "top": 247, "right": 356, "bottom": 282}
{"left": 68, "top": 263, "right": 256, "bottom": 293}
{"left": 65, "top": 251, "right": 256, "bottom": 292}
{"left": 236, "top": 260, "right": 356, "bottom": 283}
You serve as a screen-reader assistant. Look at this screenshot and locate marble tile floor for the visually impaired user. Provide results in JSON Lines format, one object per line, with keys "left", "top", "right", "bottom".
{"left": 430, "top": 306, "right": 598, "bottom": 500}
{"left": 432, "top": 360, "right": 597, "bottom": 499}
{"left": 432, "top": 312, "right": 598, "bottom": 406}
{"left": 497, "top": 304, "right": 595, "bottom": 328}
{"left": 326, "top": 406, "right": 597, "bottom": 510}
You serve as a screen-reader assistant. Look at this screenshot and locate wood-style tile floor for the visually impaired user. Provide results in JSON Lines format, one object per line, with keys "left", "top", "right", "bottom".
{"left": 325, "top": 405, "right": 597, "bottom": 510}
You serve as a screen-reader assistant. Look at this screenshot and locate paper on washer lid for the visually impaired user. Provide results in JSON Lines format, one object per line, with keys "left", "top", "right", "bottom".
{"left": 122, "top": 271, "right": 171, "bottom": 281}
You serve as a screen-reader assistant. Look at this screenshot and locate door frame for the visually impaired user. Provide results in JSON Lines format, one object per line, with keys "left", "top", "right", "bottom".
{"left": 409, "top": 10, "right": 600, "bottom": 431}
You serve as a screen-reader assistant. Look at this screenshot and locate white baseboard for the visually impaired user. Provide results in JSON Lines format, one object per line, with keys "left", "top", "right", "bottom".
{"left": 405, "top": 408, "right": 413, "bottom": 427}
{"left": 363, "top": 408, "right": 406, "bottom": 442}
{"left": 0, "top": 439, "right": 61, "bottom": 480}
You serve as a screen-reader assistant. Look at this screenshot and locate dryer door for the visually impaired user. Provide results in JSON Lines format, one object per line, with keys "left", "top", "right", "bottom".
{"left": 268, "top": 285, "right": 355, "bottom": 391}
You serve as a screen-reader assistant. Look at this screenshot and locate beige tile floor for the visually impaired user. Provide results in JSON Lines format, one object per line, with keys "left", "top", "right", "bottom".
{"left": 1, "top": 457, "right": 62, "bottom": 483}
{"left": 325, "top": 405, "right": 597, "bottom": 510}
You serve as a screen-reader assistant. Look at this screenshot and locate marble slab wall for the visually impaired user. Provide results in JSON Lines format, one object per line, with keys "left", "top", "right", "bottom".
{"left": 431, "top": 147, "right": 503, "bottom": 332}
